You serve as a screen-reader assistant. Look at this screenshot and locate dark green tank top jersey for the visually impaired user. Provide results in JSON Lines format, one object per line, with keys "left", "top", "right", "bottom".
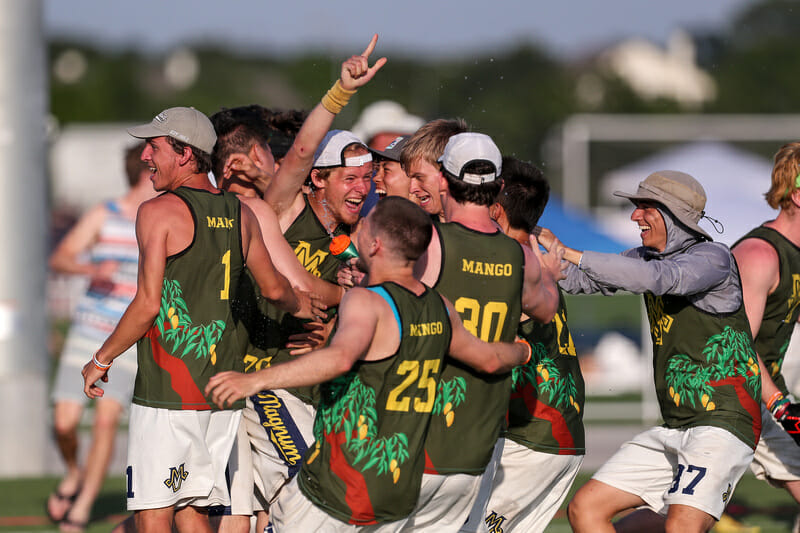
{"left": 135, "top": 187, "right": 248, "bottom": 410}
{"left": 644, "top": 262, "right": 762, "bottom": 449}
{"left": 507, "top": 289, "right": 586, "bottom": 455}
{"left": 233, "top": 196, "right": 346, "bottom": 404}
{"left": 298, "top": 282, "right": 452, "bottom": 525}
{"left": 424, "top": 221, "right": 524, "bottom": 475}
{"left": 733, "top": 226, "right": 800, "bottom": 396}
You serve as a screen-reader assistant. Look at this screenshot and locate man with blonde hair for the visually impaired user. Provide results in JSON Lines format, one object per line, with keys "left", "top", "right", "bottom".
{"left": 399, "top": 118, "right": 468, "bottom": 219}
{"left": 732, "top": 141, "right": 800, "bottom": 532}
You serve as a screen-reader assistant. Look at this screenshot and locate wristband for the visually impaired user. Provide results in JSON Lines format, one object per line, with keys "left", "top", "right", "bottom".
{"left": 92, "top": 352, "right": 112, "bottom": 371}
{"left": 321, "top": 80, "right": 356, "bottom": 115}
{"left": 516, "top": 339, "right": 532, "bottom": 365}
{"left": 768, "top": 391, "right": 790, "bottom": 419}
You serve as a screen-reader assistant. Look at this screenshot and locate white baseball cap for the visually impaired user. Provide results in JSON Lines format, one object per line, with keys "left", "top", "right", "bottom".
{"left": 438, "top": 132, "right": 502, "bottom": 185}
{"left": 312, "top": 130, "right": 372, "bottom": 168}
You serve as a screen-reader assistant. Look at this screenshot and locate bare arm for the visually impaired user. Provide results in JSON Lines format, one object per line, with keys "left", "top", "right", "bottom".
{"left": 205, "top": 288, "right": 384, "bottom": 408}
{"left": 733, "top": 237, "right": 781, "bottom": 402}
{"left": 444, "top": 297, "right": 529, "bottom": 374}
{"left": 265, "top": 34, "right": 387, "bottom": 223}
{"left": 49, "top": 204, "right": 109, "bottom": 276}
{"left": 241, "top": 202, "right": 325, "bottom": 319}
{"left": 519, "top": 235, "right": 563, "bottom": 323}
{"left": 81, "top": 199, "right": 170, "bottom": 398}
{"left": 414, "top": 225, "right": 441, "bottom": 286}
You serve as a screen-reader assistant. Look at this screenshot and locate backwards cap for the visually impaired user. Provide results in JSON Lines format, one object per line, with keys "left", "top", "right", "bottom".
{"left": 438, "top": 132, "right": 502, "bottom": 185}
{"left": 312, "top": 130, "right": 372, "bottom": 169}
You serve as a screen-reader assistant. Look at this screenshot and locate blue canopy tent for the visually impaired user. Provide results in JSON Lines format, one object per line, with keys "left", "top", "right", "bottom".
{"left": 538, "top": 195, "right": 627, "bottom": 254}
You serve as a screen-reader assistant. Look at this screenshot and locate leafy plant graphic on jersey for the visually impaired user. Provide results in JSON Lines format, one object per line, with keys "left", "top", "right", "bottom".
{"left": 432, "top": 377, "right": 467, "bottom": 427}
{"left": 665, "top": 326, "right": 760, "bottom": 411}
{"left": 156, "top": 279, "right": 225, "bottom": 364}
{"left": 512, "top": 341, "right": 580, "bottom": 413}
{"left": 313, "top": 373, "right": 410, "bottom": 483}
{"left": 769, "top": 339, "right": 790, "bottom": 377}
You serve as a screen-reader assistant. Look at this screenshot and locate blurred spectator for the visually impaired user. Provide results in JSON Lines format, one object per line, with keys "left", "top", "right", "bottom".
{"left": 47, "top": 142, "right": 154, "bottom": 532}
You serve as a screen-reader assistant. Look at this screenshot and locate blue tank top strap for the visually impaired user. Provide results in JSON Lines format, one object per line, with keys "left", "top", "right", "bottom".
{"left": 367, "top": 286, "right": 401, "bottom": 337}
{"left": 105, "top": 200, "right": 121, "bottom": 214}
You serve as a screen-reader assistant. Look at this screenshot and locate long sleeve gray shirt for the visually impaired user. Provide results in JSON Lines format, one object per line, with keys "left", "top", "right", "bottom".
{"left": 559, "top": 208, "right": 742, "bottom": 314}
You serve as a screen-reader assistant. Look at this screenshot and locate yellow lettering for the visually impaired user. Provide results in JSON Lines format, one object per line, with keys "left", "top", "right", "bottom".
{"left": 294, "top": 241, "right": 329, "bottom": 278}
{"left": 409, "top": 322, "right": 443, "bottom": 336}
{"left": 207, "top": 217, "right": 234, "bottom": 229}
{"left": 461, "top": 260, "right": 513, "bottom": 277}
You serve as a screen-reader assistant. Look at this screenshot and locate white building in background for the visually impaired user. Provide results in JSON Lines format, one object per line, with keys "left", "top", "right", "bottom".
{"left": 599, "top": 29, "right": 716, "bottom": 109}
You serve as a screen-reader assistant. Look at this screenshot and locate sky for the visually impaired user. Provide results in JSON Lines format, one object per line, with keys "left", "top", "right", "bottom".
{"left": 43, "top": 0, "right": 757, "bottom": 60}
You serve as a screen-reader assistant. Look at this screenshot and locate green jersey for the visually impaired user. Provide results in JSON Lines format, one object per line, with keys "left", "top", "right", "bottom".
{"left": 298, "top": 283, "right": 452, "bottom": 524}
{"left": 733, "top": 226, "right": 800, "bottom": 395}
{"left": 645, "top": 291, "right": 762, "bottom": 449}
{"left": 507, "top": 290, "right": 585, "bottom": 455}
{"left": 135, "top": 187, "right": 247, "bottom": 410}
{"left": 234, "top": 196, "right": 347, "bottom": 404}
{"left": 424, "top": 221, "right": 524, "bottom": 475}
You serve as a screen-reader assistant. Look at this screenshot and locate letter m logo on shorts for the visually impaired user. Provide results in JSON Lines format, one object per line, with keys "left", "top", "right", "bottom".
{"left": 164, "top": 463, "right": 189, "bottom": 493}
{"left": 294, "top": 241, "right": 328, "bottom": 278}
{"left": 484, "top": 511, "right": 506, "bottom": 533}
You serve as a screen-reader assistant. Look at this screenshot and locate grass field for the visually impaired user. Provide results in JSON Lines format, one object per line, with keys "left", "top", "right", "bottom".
{"left": 0, "top": 473, "right": 795, "bottom": 532}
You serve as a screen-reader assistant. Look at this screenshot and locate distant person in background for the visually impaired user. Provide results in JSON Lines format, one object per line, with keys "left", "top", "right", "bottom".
{"left": 541, "top": 171, "right": 761, "bottom": 533}
{"left": 47, "top": 142, "right": 154, "bottom": 532}
{"left": 731, "top": 142, "right": 800, "bottom": 533}
{"left": 461, "top": 157, "right": 585, "bottom": 533}
{"left": 351, "top": 100, "right": 424, "bottom": 151}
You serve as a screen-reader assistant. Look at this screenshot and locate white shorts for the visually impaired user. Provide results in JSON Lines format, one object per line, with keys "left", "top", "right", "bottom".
{"left": 52, "top": 332, "right": 137, "bottom": 406}
{"left": 592, "top": 425, "right": 753, "bottom": 520}
{"left": 247, "top": 389, "right": 316, "bottom": 504}
{"left": 224, "top": 409, "right": 265, "bottom": 516}
{"left": 126, "top": 404, "right": 241, "bottom": 511}
{"left": 461, "top": 438, "right": 583, "bottom": 533}
{"left": 750, "top": 403, "right": 800, "bottom": 486}
{"left": 402, "top": 472, "right": 482, "bottom": 532}
{"left": 271, "top": 476, "right": 407, "bottom": 533}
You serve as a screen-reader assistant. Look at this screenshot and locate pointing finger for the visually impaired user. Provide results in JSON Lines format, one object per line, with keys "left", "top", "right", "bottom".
{"left": 361, "top": 34, "right": 378, "bottom": 58}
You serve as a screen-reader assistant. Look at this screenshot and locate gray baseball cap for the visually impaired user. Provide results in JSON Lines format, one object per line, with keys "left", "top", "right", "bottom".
{"left": 128, "top": 107, "right": 217, "bottom": 155}
{"left": 369, "top": 136, "right": 408, "bottom": 163}
{"left": 614, "top": 170, "right": 713, "bottom": 241}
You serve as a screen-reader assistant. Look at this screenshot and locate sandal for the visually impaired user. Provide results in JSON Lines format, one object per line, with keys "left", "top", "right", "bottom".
{"left": 46, "top": 486, "right": 80, "bottom": 523}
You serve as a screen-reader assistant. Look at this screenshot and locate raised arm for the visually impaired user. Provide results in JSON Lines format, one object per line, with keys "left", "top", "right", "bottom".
{"left": 265, "top": 34, "right": 387, "bottom": 224}
{"left": 444, "top": 296, "right": 530, "bottom": 374}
